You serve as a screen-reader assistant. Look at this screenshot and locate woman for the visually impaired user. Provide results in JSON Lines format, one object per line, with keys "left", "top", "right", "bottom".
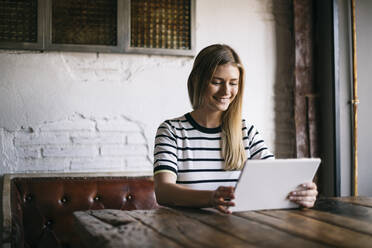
{"left": 153, "top": 44, "right": 317, "bottom": 214}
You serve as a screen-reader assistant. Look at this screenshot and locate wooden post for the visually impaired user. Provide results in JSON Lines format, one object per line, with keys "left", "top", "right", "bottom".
{"left": 293, "top": 0, "right": 320, "bottom": 158}
{"left": 351, "top": 0, "right": 359, "bottom": 196}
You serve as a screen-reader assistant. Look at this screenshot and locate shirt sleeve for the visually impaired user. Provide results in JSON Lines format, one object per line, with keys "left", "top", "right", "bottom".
{"left": 246, "top": 124, "right": 274, "bottom": 160}
{"left": 153, "top": 121, "right": 178, "bottom": 177}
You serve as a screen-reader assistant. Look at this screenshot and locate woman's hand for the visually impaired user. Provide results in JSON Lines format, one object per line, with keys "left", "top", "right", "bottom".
{"left": 210, "top": 186, "right": 235, "bottom": 214}
{"left": 289, "top": 182, "right": 318, "bottom": 208}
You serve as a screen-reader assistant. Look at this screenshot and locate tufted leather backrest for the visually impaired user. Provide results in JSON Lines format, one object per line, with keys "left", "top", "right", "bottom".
{"left": 10, "top": 176, "right": 158, "bottom": 248}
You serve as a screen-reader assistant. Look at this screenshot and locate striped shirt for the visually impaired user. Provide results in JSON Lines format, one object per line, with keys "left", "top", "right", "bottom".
{"left": 153, "top": 113, "right": 274, "bottom": 190}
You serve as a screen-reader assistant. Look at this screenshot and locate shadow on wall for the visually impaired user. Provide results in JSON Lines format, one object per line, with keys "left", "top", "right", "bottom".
{"left": 273, "top": 0, "right": 297, "bottom": 158}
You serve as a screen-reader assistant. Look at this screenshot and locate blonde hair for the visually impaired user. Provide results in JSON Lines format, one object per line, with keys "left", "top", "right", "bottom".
{"left": 187, "top": 44, "right": 247, "bottom": 170}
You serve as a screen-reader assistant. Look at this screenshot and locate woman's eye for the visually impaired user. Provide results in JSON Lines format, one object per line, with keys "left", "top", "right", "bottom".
{"left": 211, "top": 81, "right": 221, "bottom": 85}
{"left": 230, "top": 81, "right": 238, "bottom": 86}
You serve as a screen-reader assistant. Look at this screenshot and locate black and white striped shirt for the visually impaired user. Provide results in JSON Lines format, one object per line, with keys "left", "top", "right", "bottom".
{"left": 153, "top": 113, "right": 274, "bottom": 190}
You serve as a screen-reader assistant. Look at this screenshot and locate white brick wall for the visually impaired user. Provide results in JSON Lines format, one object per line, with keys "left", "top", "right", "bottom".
{"left": 126, "top": 133, "right": 147, "bottom": 145}
{"left": 0, "top": 129, "right": 17, "bottom": 174}
{"left": 15, "top": 132, "right": 70, "bottom": 146}
{"left": 18, "top": 158, "right": 69, "bottom": 172}
{"left": 71, "top": 133, "right": 125, "bottom": 145}
{"left": 16, "top": 147, "right": 41, "bottom": 159}
{"left": 39, "top": 119, "right": 95, "bottom": 132}
{"left": 126, "top": 157, "right": 153, "bottom": 171}
{"left": 70, "top": 158, "right": 124, "bottom": 171}
{"left": 42, "top": 146, "right": 99, "bottom": 157}
{"left": 100, "top": 145, "right": 147, "bottom": 157}
{"left": 0, "top": 114, "right": 153, "bottom": 174}
{"left": 0, "top": 0, "right": 297, "bottom": 174}
{"left": 96, "top": 120, "right": 141, "bottom": 132}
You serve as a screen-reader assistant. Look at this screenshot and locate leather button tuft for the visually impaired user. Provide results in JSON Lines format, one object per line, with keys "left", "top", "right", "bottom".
{"left": 61, "top": 197, "right": 68, "bottom": 204}
{"left": 45, "top": 220, "right": 53, "bottom": 229}
{"left": 126, "top": 194, "right": 133, "bottom": 200}
{"left": 25, "top": 194, "right": 32, "bottom": 202}
{"left": 94, "top": 196, "right": 100, "bottom": 201}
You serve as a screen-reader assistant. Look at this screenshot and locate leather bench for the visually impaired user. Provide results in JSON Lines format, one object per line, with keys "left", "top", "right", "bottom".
{"left": 1, "top": 172, "right": 158, "bottom": 248}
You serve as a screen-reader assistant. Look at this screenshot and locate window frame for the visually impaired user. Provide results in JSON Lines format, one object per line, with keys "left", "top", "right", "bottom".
{"left": 124, "top": 0, "right": 196, "bottom": 56}
{"left": 0, "top": 0, "right": 44, "bottom": 50}
{"left": 0, "top": 0, "right": 196, "bottom": 56}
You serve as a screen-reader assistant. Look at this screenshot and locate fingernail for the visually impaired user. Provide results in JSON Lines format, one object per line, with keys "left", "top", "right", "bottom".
{"left": 292, "top": 192, "right": 296, "bottom": 195}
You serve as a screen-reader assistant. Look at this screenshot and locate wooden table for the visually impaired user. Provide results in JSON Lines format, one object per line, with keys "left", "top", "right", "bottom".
{"left": 73, "top": 197, "right": 372, "bottom": 248}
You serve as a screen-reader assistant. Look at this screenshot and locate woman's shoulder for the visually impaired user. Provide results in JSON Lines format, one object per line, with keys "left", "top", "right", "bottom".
{"left": 157, "top": 114, "right": 190, "bottom": 130}
{"left": 167, "top": 114, "right": 188, "bottom": 122}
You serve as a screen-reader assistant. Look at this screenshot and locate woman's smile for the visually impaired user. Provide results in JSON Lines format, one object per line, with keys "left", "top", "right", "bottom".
{"left": 213, "top": 96, "right": 232, "bottom": 104}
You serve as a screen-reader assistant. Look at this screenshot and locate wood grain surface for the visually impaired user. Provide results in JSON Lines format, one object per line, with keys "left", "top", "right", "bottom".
{"left": 74, "top": 197, "right": 372, "bottom": 248}
{"left": 333, "top": 196, "right": 372, "bottom": 208}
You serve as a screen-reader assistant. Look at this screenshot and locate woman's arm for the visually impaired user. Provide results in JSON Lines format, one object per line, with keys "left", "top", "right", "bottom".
{"left": 245, "top": 123, "right": 274, "bottom": 160}
{"left": 154, "top": 172, "right": 235, "bottom": 214}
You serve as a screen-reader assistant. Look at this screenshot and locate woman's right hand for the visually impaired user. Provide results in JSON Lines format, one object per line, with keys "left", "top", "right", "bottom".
{"left": 210, "top": 186, "right": 236, "bottom": 214}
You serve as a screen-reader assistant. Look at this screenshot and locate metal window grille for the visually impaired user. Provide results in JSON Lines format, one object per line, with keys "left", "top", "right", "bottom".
{"left": 0, "top": 0, "right": 38, "bottom": 43}
{"left": 52, "top": 0, "right": 117, "bottom": 46}
{"left": 130, "top": 0, "right": 191, "bottom": 50}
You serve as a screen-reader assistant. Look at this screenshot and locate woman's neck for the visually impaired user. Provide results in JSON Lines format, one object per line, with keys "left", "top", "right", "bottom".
{"left": 190, "top": 109, "right": 222, "bottom": 128}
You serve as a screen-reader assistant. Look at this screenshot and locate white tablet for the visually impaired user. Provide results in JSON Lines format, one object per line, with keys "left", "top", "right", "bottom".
{"left": 230, "top": 158, "right": 320, "bottom": 212}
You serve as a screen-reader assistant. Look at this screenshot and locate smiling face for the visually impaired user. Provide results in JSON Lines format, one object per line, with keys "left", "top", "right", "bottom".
{"left": 201, "top": 63, "right": 240, "bottom": 114}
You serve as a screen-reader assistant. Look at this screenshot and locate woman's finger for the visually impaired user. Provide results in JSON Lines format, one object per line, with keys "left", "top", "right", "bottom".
{"left": 289, "top": 195, "right": 316, "bottom": 202}
{"left": 215, "top": 197, "right": 235, "bottom": 206}
{"left": 290, "top": 189, "right": 318, "bottom": 197}
{"left": 216, "top": 205, "right": 231, "bottom": 214}
{"left": 301, "top": 182, "right": 317, "bottom": 190}
{"left": 217, "top": 187, "right": 235, "bottom": 196}
{"left": 217, "top": 186, "right": 234, "bottom": 191}
{"left": 216, "top": 188, "right": 235, "bottom": 200}
{"left": 290, "top": 198, "right": 316, "bottom": 208}
{"left": 296, "top": 200, "right": 316, "bottom": 208}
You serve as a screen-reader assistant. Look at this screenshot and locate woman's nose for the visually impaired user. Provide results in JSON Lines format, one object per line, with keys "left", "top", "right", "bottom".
{"left": 219, "top": 83, "right": 230, "bottom": 94}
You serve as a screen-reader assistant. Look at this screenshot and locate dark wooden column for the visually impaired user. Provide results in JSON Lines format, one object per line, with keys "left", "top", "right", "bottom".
{"left": 293, "top": 0, "right": 341, "bottom": 196}
{"left": 293, "top": 0, "right": 320, "bottom": 158}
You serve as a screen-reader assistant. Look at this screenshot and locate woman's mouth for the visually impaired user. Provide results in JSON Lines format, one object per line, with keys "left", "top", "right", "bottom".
{"left": 214, "top": 96, "right": 230, "bottom": 104}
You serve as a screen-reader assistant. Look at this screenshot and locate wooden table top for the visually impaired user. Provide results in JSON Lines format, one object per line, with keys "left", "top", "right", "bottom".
{"left": 73, "top": 196, "right": 372, "bottom": 248}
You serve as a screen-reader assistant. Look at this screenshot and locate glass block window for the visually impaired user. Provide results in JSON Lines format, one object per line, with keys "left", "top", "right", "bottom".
{"left": 52, "top": 0, "right": 117, "bottom": 46}
{"left": 0, "top": 0, "right": 194, "bottom": 55}
{"left": 131, "top": 0, "right": 191, "bottom": 50}
{"left": 0, "top": 0, "right": 38, "bottom": 42}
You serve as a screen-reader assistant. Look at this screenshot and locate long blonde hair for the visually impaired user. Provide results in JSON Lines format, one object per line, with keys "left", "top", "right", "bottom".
{"left": 187, "top": 44, "right": 247, "bottom": 170}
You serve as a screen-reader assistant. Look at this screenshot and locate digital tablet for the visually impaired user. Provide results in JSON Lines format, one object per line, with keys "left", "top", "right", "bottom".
{"left": 229, "top": 158, "right": 320, "bottom": 212}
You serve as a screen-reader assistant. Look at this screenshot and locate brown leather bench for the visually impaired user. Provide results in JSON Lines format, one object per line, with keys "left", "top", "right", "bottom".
{"left": 1, "top": 172, "right": 158, "bottom": 248}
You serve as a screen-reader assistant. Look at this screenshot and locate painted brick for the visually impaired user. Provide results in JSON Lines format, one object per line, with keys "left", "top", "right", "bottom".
{"left": 96, "top": 120, "right": 140, "bottom": 132}
{"left": 100, "top": 145, "right": 147, "bottom": 156}
{"left": 0, "top": 129, "right": 17, "bottom": 173}
{"left": 70, "top": 158, "right": 124, "bottom": 171}
{"left": 17, "top": 158, "right": 68, "bottom": 171}
{"left": 16, "top": 147, "right": 40, "bottom": 159}
{"left": 126, "top": 133, "right": 147, "bottom": 145}
{"left": 39, "top": 120, "right": 95, "bottom": 132}
{"left": 71, "top": 133, "right": 125, "bottom": 145}
{"left": 43, "top": 146, "right": 98, "bottom": 157}
{"left": 125, "top": 157, "right": 153, "bottom": 170}
{"left": 14, "top": 132, "right": 70, "bottom": 146}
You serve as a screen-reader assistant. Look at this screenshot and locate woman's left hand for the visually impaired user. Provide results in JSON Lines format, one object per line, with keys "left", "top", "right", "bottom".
{"left": 289, "top": 182, "right": 318, "bottom": 208}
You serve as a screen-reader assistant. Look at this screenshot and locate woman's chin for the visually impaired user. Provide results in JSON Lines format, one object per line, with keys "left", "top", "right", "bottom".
{"left": 214, "top": 105, "right": 230, "bottom": 112}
